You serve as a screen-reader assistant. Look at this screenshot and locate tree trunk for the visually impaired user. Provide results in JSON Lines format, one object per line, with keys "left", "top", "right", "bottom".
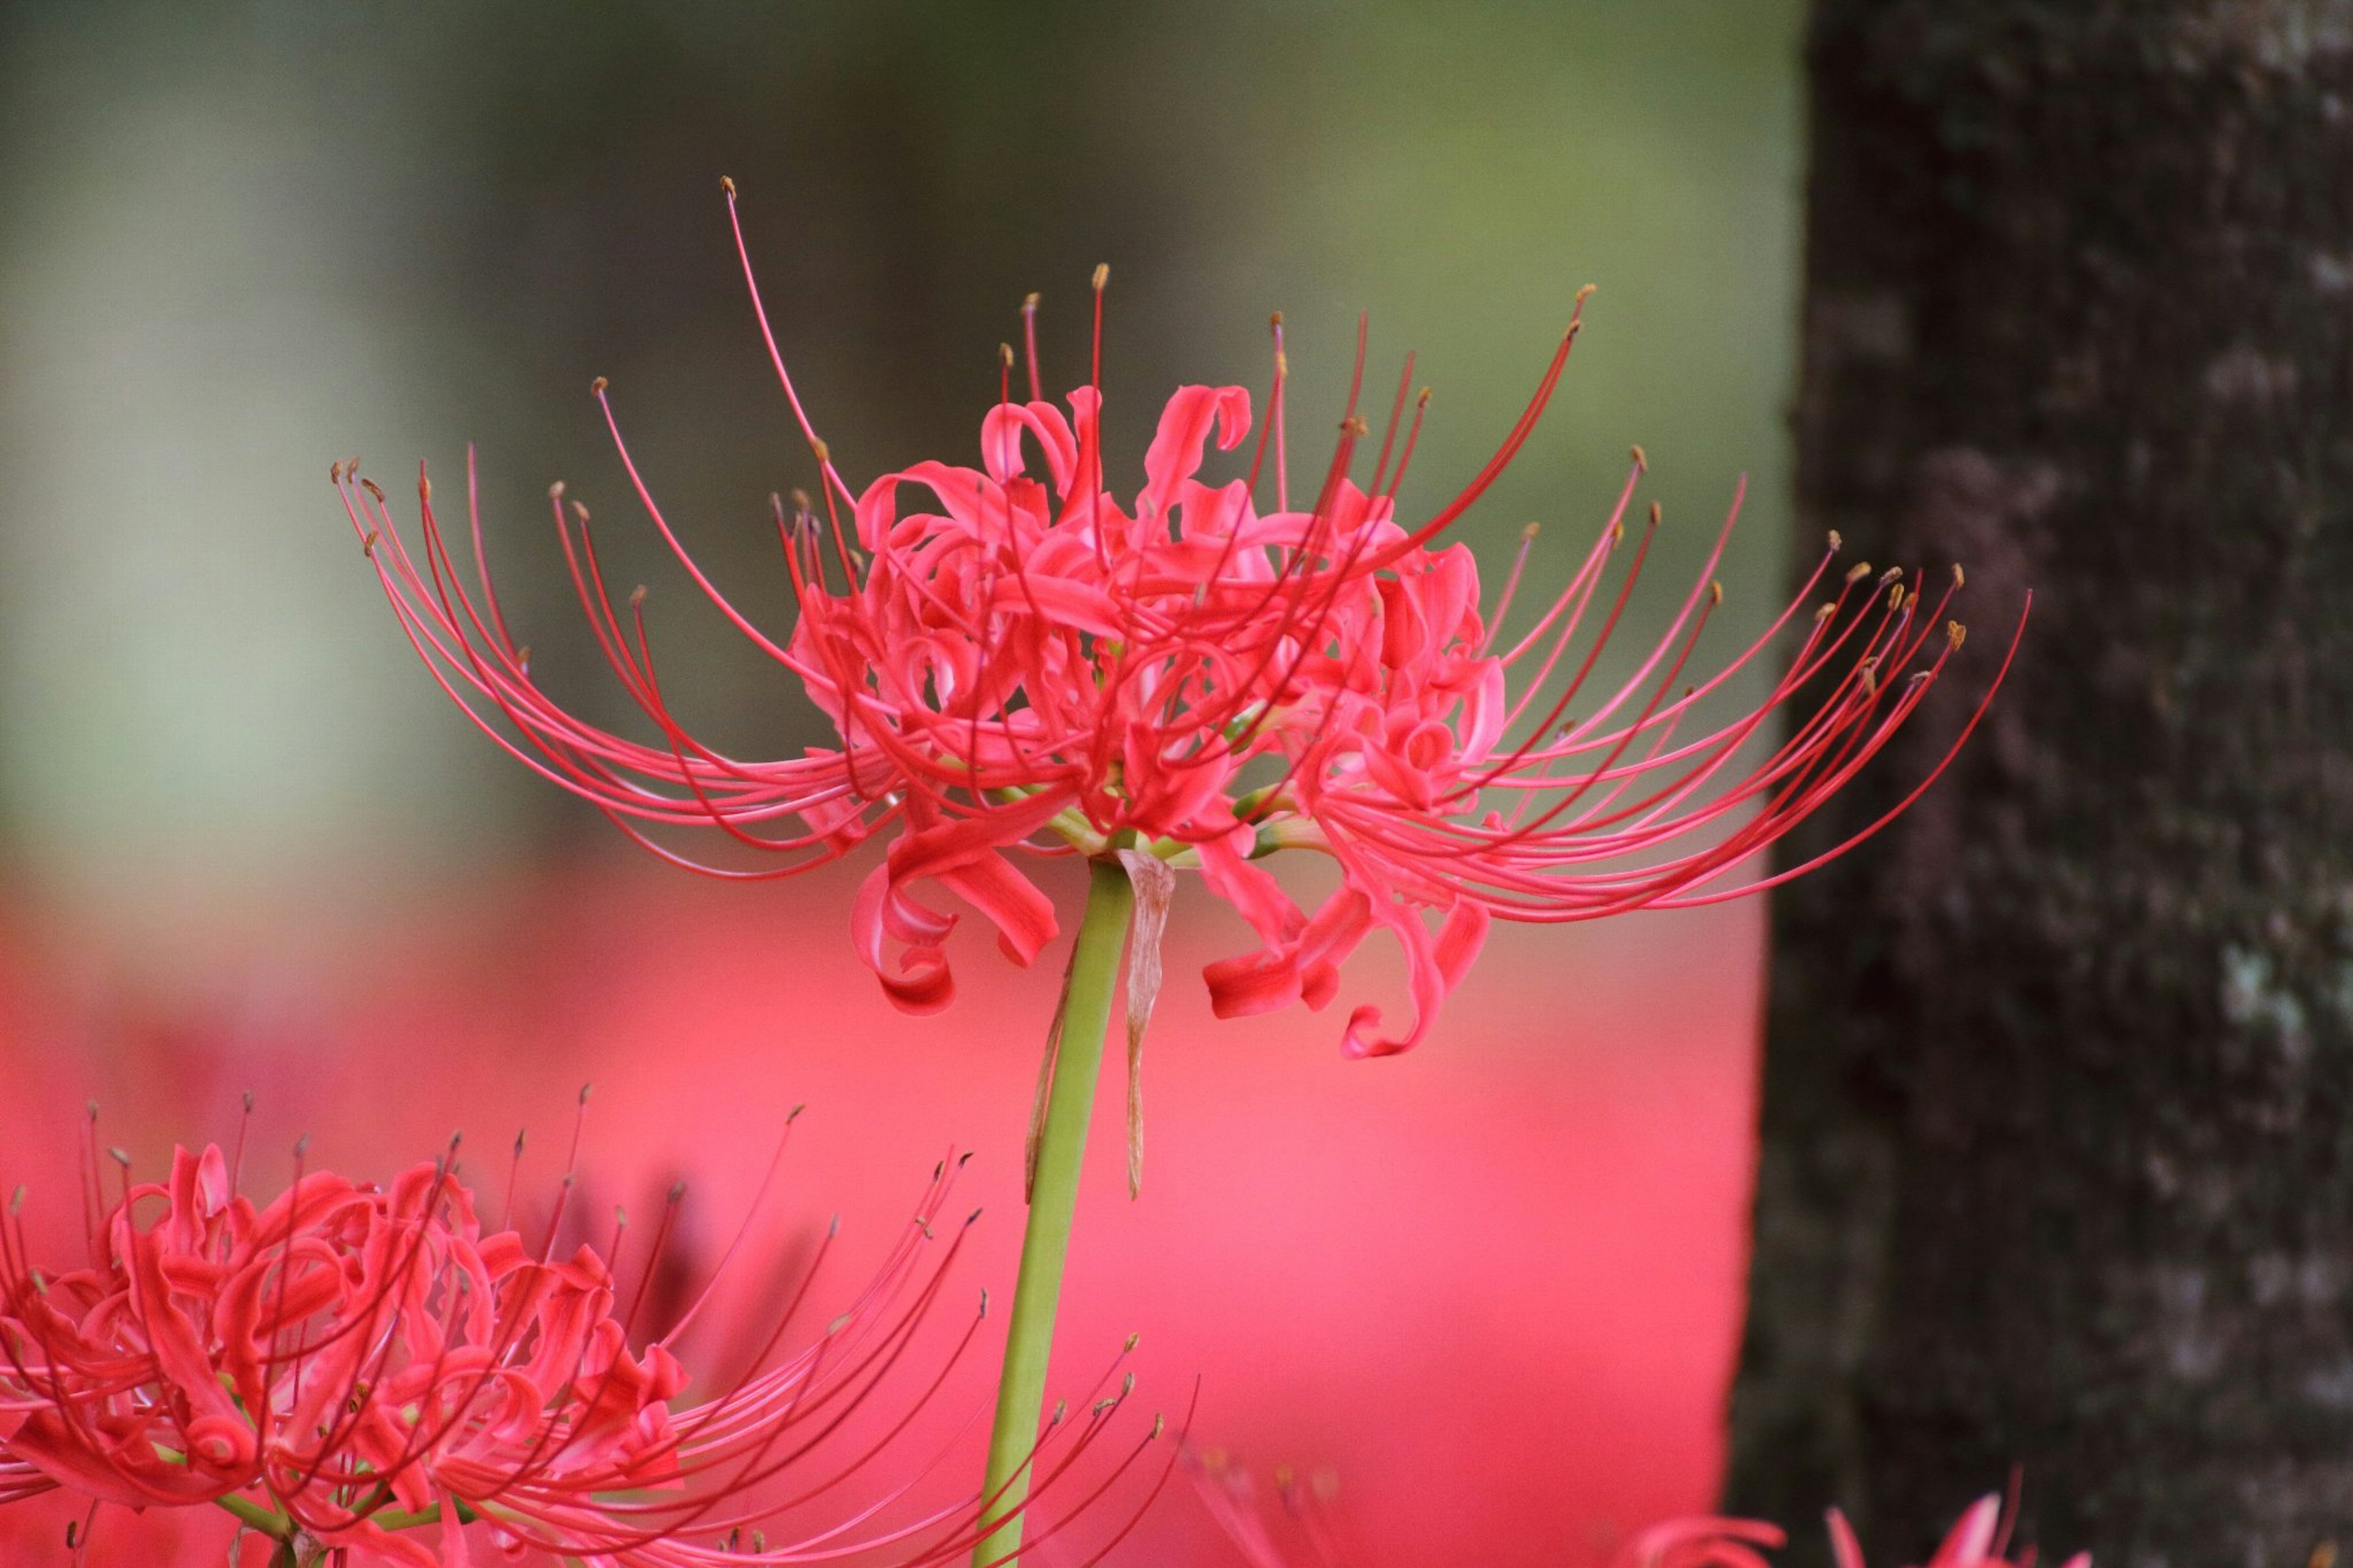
{"left": 1726, "top": 5, "right": 2353, "bottom": 1566}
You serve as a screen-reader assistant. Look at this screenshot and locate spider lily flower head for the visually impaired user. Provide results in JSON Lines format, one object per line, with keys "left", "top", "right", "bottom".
{"left": 0, "top": 1105, "right": 1171, "bottom": 1566}
{"left": 1189, "top": 1451, "right": 2083, "bottom": 1568}
{"left": 337, "top": 177, "right": 2021, "bottom": 1056}
{"left": 1828, "top": 1491, "right": 2090, "bottom": 1568}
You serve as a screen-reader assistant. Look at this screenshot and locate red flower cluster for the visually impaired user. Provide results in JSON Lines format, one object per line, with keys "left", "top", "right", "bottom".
{"left": 337, "top": 179, "right": 2018, "bottom": 1058}
{"left": 0, "top": 1124, "right": 1165, "bottom": 1566}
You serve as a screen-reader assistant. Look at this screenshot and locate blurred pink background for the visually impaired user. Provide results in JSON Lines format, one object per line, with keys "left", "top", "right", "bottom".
{"left": 0, "top": 859, "right": 1760, "bottom": 1565}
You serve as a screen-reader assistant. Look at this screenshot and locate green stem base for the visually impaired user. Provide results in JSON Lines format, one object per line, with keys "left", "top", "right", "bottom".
{"left": 973, "top": 858, "right": 1134, "bottom": 1568}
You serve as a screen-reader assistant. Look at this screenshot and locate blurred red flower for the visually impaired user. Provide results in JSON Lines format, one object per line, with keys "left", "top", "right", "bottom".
{"left": 1185, "top": 1452, "right": 2086, "bottom": 1568}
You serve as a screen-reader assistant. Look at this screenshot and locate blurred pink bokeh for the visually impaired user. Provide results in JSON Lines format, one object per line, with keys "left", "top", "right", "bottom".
{"left": 0, "top": 855, "right": 1760, "bottom": 1566}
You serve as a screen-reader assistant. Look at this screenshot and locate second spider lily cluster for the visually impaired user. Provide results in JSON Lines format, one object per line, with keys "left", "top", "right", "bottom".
{"left": 335, "top": 178, "right": 2019, "bottom": 1064}
{"left": 0, "top": 1108, "right": 1169, "bottom": 1567}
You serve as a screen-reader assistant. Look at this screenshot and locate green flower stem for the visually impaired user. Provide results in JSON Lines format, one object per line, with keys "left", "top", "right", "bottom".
{"left": 974, "top": 856, "right": 1134, "bottom": 1568}
{"left": 215, "top": 1494, "right": 294, "bottom": 1538}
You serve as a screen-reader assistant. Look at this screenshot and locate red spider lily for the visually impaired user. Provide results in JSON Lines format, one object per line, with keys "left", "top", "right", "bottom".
{"left": 1188, "top": 1450, "right": 2085, "bottom": 1568}
{"left": 1827, "top": 1491, "right": 2090, "bottom": 1568}
{"left": 0, "top": 1109, "right": 1173, "bottom": 1567}
{"left": 336, "top": 177, "right": 2020, "bottom": 1058}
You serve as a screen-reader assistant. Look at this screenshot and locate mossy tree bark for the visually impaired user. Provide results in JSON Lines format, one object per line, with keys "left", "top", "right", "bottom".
{"left": 1727, "top": 5, "right": 2353, "bottom": 1566}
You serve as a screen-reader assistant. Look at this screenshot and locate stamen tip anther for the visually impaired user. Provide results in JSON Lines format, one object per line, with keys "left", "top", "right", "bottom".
{"left": 719, "top": 174, "right": 737, "bottom": 197}
{"left": 550, "top": 480, "right": 566, "bottom": 499}
{"left": 1952, "top": 562, "right": 1967, "bottom": 588}
{"left": 1827, "top": 528, "right": 1843, "bottom": 551}
{"left": 1091, "top": 262, "right": 1109, "bottom": 291}
{"left": 1948, "top": 620, "right": 1968, "bottom": 650}
{"left": 1846, "top": 561, "right": 1873, "bottom": 584}
{"left": 810, "top": 437, "right": 831, "bottom": 464}
{"left": 1520, "top": 520, "right": 1541, "bottom": 541}
{"left": 629, "top": 585, "right": 648, "bottom": 608}
{"left": 590, "top": 376, "right": 608, "bottom": 396}
{"left": 1710, "top": 580, "right": 1724, "bottom": 607}
{"left": 1023, "top": 291, "right": 1041, "bottom": 311}
{"left": 1629, "top": 443, "right": 1648, "bottom": 473}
